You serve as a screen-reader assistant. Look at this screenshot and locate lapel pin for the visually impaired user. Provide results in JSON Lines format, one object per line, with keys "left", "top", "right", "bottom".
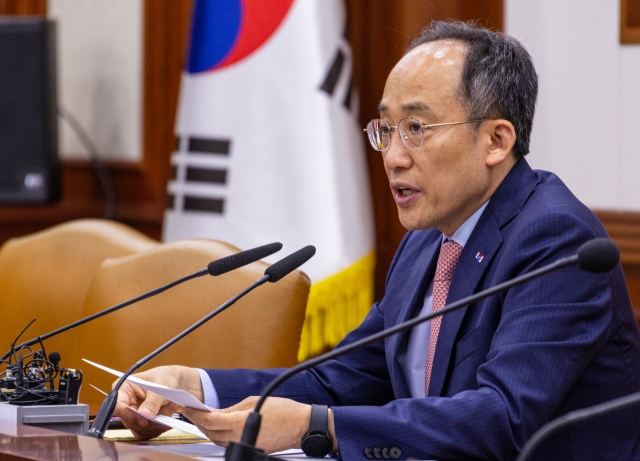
{"left": 475, "top": 252, "right": 484, "bottom": 263}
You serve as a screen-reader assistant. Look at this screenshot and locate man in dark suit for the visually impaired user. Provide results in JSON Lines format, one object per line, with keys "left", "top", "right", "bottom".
{"left": 114, "top": 22, "right": 640, "bottom": 460}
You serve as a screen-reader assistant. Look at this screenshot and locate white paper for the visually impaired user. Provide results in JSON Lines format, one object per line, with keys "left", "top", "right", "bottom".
{"left": 82, "top": 358, "right": 212, "bottom": 411}
{"left": 127, "top": 405, "right": 208, "bottom": 439}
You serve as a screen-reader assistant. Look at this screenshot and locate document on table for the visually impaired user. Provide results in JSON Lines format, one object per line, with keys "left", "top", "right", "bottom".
{"left": 82, "top": 358, "right": 212, "bottom": 411}
{"left": 127, "top": 406, "right": 209, "bottom": 439}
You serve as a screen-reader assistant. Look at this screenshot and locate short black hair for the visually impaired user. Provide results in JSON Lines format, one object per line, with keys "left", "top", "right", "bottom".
{"left": 407, "top": 21, "right": 538, "bottom": 157}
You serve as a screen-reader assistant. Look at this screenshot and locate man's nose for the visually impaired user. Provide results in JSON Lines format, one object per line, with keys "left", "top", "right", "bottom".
{"left": 383, "top": 135, "right": 413, "bottom": 170}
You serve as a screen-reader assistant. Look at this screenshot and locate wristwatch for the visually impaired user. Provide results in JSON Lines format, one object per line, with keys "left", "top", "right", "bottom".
{"left": 301, "top": 404, "right": 333, "bottom": 458}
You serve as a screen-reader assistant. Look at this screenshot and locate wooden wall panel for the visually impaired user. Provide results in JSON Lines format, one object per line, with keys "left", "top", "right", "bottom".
{"left": 0, "top": 0, "right": 46, "bottom": 15}
{"left": 621, "top": 0, "right": 640, "bottom": 43}
{"left": 596, "top": 211, "right": 640, "bottom": 319}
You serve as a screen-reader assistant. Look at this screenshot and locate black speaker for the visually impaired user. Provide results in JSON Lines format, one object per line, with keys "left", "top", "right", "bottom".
{"left": 0, "top": 17, "right": 59, "bottom": 204}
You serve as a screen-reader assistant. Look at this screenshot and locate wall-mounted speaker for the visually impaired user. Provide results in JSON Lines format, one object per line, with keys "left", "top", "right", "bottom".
{"left": 0, "top": 18, "right": 59, "bottom": 204}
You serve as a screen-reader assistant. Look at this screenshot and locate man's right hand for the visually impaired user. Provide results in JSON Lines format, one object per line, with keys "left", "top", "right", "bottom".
{"left": 112, "top": 365, "right": 204, "bottom": 440}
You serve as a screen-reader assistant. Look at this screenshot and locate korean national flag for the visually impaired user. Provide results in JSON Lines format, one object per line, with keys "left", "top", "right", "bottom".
{"left": 164, "top": 0, "right": 375, "bottom": 360}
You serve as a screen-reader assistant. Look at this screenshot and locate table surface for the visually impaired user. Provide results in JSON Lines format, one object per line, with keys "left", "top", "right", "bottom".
{"left": 0, "top": 421, "right": 193, "bottom": 460}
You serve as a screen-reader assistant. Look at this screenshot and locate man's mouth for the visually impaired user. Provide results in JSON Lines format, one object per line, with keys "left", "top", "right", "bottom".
{"left": 398, "top": 187, "right": 417, "bottom": 197}
{"left": 391, "top": 183, "right": 419, "bottom": 205}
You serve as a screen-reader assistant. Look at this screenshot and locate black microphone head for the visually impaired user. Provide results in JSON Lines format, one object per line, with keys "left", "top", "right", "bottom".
{"left": 49, "top": 351, "right": 61, "bottom": 364}
{"left": 207, "top": 242, "right": 283, "bottom": 276}
{"left": 577, "top": 238, "right": 619, "bottom": 273}
{"left": 264, "top": 245, "right": 316, "bottom": 283}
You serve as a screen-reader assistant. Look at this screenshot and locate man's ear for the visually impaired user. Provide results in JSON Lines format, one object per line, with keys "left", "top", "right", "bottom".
{"left": 483, "top": 119, "right": 516, "bottom": 167}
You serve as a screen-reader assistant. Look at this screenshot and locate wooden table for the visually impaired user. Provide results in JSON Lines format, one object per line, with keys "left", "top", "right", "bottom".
{"left": 0, "top": 421, "right": 192, "bottom": 461}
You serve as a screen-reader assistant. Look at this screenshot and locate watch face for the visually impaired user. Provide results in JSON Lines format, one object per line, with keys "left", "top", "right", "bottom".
{"left": 302, "top": 432, "right": 333, "bottom": 457}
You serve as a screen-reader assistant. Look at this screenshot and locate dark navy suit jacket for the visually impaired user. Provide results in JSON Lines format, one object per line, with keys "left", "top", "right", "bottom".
{"left": 206, "top": 159, "right": 640, "bottom": 460}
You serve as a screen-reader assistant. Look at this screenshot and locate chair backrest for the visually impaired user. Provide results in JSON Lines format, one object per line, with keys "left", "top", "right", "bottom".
{"left": 71, "top": 239, "right": 310, "bottom": 413}
{"left": 0, "top": 219, "right": 157, "bottom": 368}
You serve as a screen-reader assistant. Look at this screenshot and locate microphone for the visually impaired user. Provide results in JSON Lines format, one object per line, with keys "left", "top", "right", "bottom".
{"left": 264, "top": 245, "right": 316, "bottom": 283}
{"left": 575, "top": 237, "right": 619, "bottom": 273}
{"left": 516, "top": 390, "right": 640, "bottom": 461}
{"left": 224, "top": 237, "right": 619, "bottom": 461}
{"left": 207, "top": 242, "right": 283, "bottom": 275}
{"left": 49, "top": 352, "right": 61, "bottom": 372}
{"left": 86, "top": 245, "right": 316, "bottom": 439}
{"left": 1, "top": 242, "right": 283, "bottom": 362}
{"left": 48, "top": 351, "right": 61, "bottom": 389}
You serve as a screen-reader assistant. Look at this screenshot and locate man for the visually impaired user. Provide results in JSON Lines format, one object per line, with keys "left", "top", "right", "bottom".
{"left": 115, "top": 22, "right": 640, "bottom": 460}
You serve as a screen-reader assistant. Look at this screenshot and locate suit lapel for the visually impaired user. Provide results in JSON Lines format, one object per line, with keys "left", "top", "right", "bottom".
{"left": 427, "top": 158, "right": 539, "bottom": 397}
{"left": 388, "top": 234, "right": 441, "bottom": 398}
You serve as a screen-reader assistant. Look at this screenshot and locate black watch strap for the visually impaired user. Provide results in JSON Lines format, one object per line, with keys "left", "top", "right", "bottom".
{"left": 309, "top": 404, "right": 329, "bottom": 433}
{"left": 301, "top": 404, "right": 333, "bottom": 458}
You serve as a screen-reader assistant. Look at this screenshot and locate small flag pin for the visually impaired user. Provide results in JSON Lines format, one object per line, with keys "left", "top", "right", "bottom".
{"left": 475, "top": 252, "right": 484, "bottom": 263}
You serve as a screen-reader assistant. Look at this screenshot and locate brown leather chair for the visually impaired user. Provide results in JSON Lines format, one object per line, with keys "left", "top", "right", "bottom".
{"left": 71, "top": 239, "right": 310, "bottom": 413}
{"left": 0, "top": 219, "right": 157, "bottom": 368}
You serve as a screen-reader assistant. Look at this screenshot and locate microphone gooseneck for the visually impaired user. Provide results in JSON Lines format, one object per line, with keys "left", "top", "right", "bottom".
{"left": 1, "top": 242, "right": 283, "bottom": 362}
{"left": 516, "top": 390, "right": 640, "bottom": 461}
{"left": 86, "top": 245, "right": 315, "bottom": 439}
{"left": 226, "top": 237, "right": 619, "bottom": 461}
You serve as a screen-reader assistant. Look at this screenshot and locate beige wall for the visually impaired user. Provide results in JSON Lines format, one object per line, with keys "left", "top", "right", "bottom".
{"left": 505, "top": 0, "right": 640, "bottom": 211}
{"left": 506, "top": 0, "right": 640, "bottom": 211}
{"left": 48, "top": 0, "right": 143, "bottom": 162}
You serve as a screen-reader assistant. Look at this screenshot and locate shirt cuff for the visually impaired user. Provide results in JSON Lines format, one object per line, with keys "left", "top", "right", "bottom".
{"left": 196, "top": 368, "right": 220, "bottom": 409}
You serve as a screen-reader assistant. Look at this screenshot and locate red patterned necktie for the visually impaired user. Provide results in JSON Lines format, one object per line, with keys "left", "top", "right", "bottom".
{"left": 424, "top": 239, "right": 463, "bottom": 395}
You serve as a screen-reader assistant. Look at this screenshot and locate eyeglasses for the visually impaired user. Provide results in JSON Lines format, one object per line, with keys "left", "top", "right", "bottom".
{"left": 363, "top": 117, "right": 488, "bottom": 151}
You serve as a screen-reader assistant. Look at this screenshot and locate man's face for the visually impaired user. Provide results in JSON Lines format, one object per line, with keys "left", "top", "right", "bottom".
{"left": 379, "top": 40, "right": 496, "bottom": 235}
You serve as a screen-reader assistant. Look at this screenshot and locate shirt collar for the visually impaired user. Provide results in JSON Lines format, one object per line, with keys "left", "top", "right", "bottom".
{"left": 442, "top": 200, "right": 489, "bottom": 248}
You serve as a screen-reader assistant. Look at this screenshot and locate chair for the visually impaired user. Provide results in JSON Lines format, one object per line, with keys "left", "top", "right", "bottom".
{"left": 70, "top": 239, "right": 310, "bottom": 413}
{"left": 0, "top": 219, "right": 157, "bottom": 370}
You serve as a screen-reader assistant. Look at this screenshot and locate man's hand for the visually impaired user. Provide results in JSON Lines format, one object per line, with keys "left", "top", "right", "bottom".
{"left": 112, "top": 365, "right": 204, "bottom": 440}
{"left": 183, "top": 396, "right": 337, "bottom": 454}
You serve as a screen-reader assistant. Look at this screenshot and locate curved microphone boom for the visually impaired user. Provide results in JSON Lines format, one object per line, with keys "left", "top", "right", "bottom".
{"left": 224, "top": 237, "right": 619, "bottom": 461}
{"left": 1, "top": 242, "right": 283, "bottom": 362}
{"left": 516, "top": 391, "right": 640, "bottom": 461}
{"left": 86, "top": 245, "right": 316, "bottom": 439}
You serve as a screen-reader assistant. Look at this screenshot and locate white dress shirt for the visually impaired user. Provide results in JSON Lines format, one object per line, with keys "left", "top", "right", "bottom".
{"left": 402, "top": 201, "right": 488, "bottom": 397}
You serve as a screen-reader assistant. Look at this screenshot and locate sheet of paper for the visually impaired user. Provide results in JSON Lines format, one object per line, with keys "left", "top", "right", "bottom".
{"left": 82, "top": 358, "right": 212, "bottom": 411}
{"left": 105, "top": 427, "right": 202, "bottom": 442}
{"left": 127, "top": 405, "right": 208, "bottom": 439}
